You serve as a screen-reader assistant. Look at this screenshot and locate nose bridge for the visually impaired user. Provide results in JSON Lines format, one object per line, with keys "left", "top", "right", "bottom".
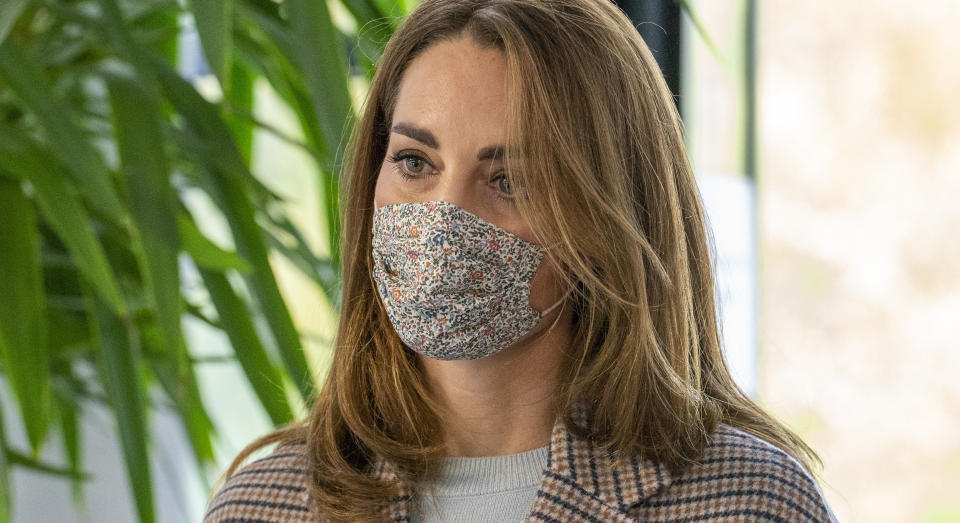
{"left": 431, "top": 161, "right": 477, "bottom": 211}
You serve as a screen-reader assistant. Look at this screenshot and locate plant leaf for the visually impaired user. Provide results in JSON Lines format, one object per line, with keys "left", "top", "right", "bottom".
{"left": 0, "top": 124, "right": 128, "bottom": 316}
{"left": 177, "top": 214, "right": 251, "bottom": 273}
{"left": 139, "top": 323, "right": 216, "bottom": 472}
{"left": 263, "top": 212, "right": 341, "bottom": 311}
{"left": 226, "top": 57, "right": 255, "bottom": 166}
{"left": 4, "top": 449, "right": 90, "bottom": 481}
{"left": 0, "top": 0, "right": 29, "bottom": 46}
{"left": 105, "top": 65, "right": 183, "bottom": 364}
{"left": 51, "top": 385, "right": 84, "bottom": 505}
{"left": 187, "top": 0, "right": 233, "bottom": 89}
{"left": 147, "top": 50, "right": 316, "bottom": 399}
{"left": 86, "top": 294, "right": 155, "bottom": 523}
{"left": 0, "top": 177, "right": 51, "bottom": 456}
{"left": 285, "top": 0, "right": 354, "bottom": 267}
{"left": 372, "top": 0, "right": 411, "bottom": 19}
{"left": 0, "top": 38, "right": 128, "bottom": 227}
{"left": 144, "top": 51, "right": 286, "bottom": 205}
{"left": 206, "top": 170, "right": 315, "bottom": 402}
{"left": 339, "top": 0, "right": 392, "bottom": 31}
{"left": 675, "top": 0, "right": 727, "bottom": 65}
{"left": 198, "top": 268, "right": 295, "bottom": 426}
{"left": 231, "top": 11, "right": 331, "bottom": 167}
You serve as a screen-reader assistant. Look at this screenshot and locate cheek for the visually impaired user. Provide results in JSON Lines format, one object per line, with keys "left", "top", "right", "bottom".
{"left": 374, "top": 162, "right": 418, "bottom": 208}
{"left": 373, "top": 166, "right": 392, "bottom": 208}
{"left": 527, "top": 256, "right": 563, "bottom": 310}
{"left": 510, "top": 225, "right": 538, "bottom": 245}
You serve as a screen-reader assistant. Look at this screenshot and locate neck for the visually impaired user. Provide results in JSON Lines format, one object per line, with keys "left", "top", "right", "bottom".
{"left": 419, "top": 306, "right": 573, "bottom": 457}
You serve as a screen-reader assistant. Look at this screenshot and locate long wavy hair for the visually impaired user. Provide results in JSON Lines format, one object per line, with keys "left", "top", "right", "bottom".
{"left": 212, "top": 0, "right": 823, "bottom": 520}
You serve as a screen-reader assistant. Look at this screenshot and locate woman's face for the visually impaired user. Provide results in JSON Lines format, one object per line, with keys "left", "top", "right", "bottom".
{"left": 373, "top": 34, "right": 567, "bottom": 319}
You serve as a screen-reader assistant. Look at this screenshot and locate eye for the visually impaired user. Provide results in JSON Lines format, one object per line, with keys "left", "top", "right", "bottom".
{"left": 492, "top": 173, "right": 513, "bottom": 196}
{"left": 401, "top": 155, "right": 427, "bottom": 173}
{"left": 387, "top": 151, "right": 433, "bottom": 179}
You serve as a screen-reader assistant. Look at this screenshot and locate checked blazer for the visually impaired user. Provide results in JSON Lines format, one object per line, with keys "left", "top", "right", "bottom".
{"left": 203, "top": 403, "right": 837, "bottom": 522}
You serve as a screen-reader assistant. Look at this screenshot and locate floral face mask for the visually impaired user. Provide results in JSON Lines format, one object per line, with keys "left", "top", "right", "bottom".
{"left": 371, "top": 200, "right": 564, "bottom": 360}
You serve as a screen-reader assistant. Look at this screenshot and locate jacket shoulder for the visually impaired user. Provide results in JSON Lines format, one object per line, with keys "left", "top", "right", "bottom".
{"left": 635, "top": 423, "right": 837, "bottom": 522}
{"left": 203, "top": 439, "right": 315, "bottom": 523}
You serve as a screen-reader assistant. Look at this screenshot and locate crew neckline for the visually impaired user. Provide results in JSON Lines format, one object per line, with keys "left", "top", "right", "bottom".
{"left": 427, "top": 444, "right": 551, "bottom": 497}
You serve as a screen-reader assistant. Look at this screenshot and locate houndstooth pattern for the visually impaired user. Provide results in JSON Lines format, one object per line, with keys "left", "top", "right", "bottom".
{"left": 204, "top": 403, "right": 837, "bottom": 522}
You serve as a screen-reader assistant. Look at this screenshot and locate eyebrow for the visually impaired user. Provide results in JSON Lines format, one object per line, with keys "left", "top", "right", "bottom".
{"left": 390, "top": 122, "right": 514, "bottom": 161}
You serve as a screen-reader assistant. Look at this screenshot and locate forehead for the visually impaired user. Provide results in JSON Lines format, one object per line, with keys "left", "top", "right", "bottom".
{"left": 392, "top": 36, "right": 509, "bottom": 141}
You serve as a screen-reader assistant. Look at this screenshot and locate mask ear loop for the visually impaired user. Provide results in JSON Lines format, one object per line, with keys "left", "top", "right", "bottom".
{"left": 527, "top": 246, "right": 578, "bottom": 335}
{"left": 534, "top": 284, "right": 577, "bottom": 339}
{"left": 539, "top": 289, "right": 570, "bottom": 316}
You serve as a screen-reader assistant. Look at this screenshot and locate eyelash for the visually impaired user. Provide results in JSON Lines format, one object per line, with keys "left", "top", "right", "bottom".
{"left": 386, "top": 151, "right": 514, "bottom": 202}
{"left": 387, "top": 151, "right": 424, "bottom": 182}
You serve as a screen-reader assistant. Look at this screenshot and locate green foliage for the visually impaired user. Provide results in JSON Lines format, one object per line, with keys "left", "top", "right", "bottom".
{"left": 0, "top": 0, "right": 404, "bottom": 520}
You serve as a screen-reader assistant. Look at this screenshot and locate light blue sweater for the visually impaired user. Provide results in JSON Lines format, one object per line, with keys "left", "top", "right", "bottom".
{"left": 412, "top": 444, "right": 550, "bottom": 523}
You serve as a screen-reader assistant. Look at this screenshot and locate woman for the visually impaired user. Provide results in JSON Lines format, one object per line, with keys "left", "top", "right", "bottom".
{"left": 204, "top": 0, "right": 836, "bottom": 521}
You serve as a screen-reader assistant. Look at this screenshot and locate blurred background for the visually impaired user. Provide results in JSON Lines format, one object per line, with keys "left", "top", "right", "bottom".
{"left": 0, "top": 0, "right": 956, "bottom": 521}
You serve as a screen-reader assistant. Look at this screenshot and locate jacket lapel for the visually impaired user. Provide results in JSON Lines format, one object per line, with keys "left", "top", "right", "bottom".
{"left": 524, "top": 401, "right": 673, "bottom": 521}
{"left": 374, "top": 401, "right": 673, "bottom": 522}
{"left": 370, "top": 455, "right": 414, "bottom": 521}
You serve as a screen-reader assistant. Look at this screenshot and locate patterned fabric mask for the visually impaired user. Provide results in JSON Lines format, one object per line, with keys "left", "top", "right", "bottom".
{"left": 371, "top": 200, "right": 564, "bottom": 360}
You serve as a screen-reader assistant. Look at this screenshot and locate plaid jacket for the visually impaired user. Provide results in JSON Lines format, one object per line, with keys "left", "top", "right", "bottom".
{"left": 203, "top": 405, "right": 837, "bottom": 522}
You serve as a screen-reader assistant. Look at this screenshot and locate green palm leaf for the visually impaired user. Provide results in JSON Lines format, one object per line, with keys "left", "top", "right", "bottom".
{"left": 286, "top": 0, "right": 354, "bottom": 267}
{"left": 87, "top": 295, "right": 154, "bottom": 523}
{"left": 188, "top": 0, "right": 234, "bottom": 90}
{"left": 198, "top": 268, "right": 295, "bottom": 426}
{"left": 0, "top": 125, "right": 127, "bottom": 316}
{"left": 105, "top": 65, "right": 184, "bottom": 369}
{"left": 0, "top": 38, "right": 128, "bottom": 227}
{"left": 0, "top": 178, "right": 50, "bottom": 456}
{"left": 178, "top": 214, "right": 252, "bottom": 273}
{"left": 0, "top": 0, "right": 29, "bottom": 46}
{"left": 0, "top": 0, "right": 414, "bottom": 520}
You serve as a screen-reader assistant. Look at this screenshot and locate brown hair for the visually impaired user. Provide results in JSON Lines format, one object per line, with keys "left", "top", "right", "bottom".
{"left": 212, "top": 0, "right": 823, "bottom": 520}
